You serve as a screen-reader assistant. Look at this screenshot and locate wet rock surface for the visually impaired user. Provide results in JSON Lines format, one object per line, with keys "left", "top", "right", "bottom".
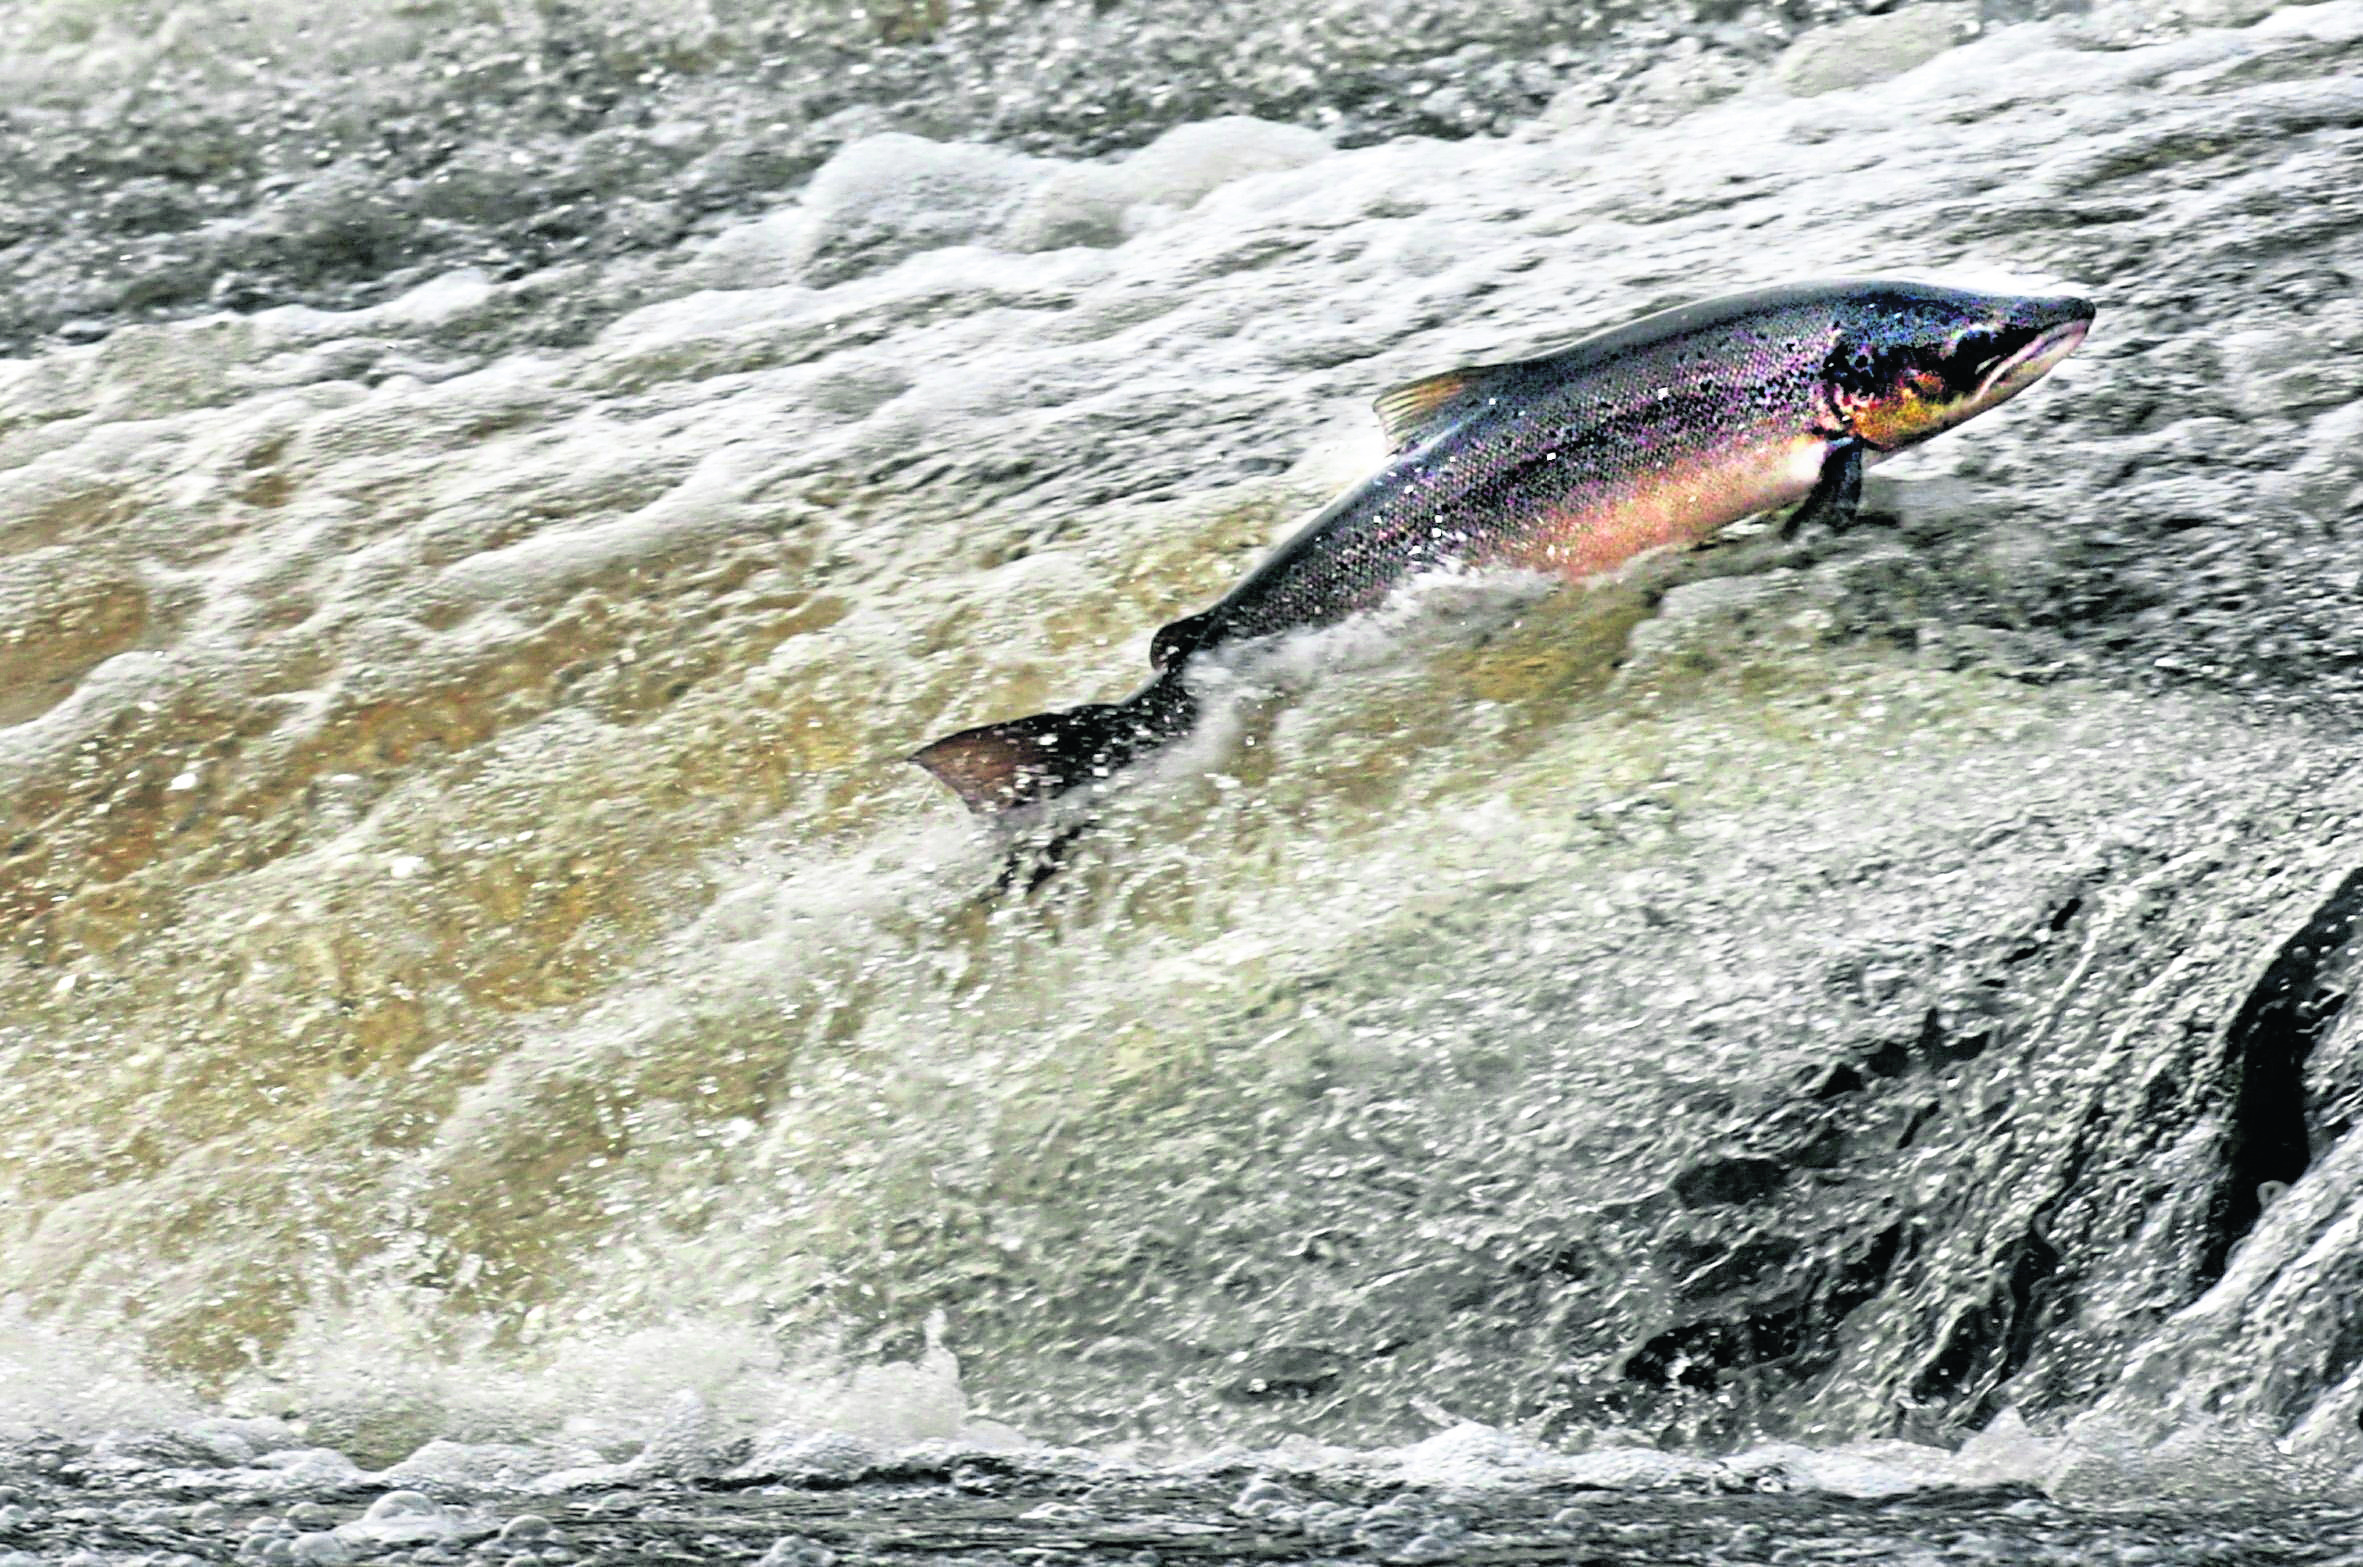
{"left": 7, "top": 0, "right": 2363, "bottom": 1520}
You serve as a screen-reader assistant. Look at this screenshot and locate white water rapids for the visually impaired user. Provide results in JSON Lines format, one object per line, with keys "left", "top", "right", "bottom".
{"left": 4, "top": 0, "right": 2363, "bottom": 1527}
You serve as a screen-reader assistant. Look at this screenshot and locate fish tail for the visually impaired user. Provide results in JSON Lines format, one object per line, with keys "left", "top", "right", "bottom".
{"left": 911, "top": 675, "right": 1198, "bottom": 816}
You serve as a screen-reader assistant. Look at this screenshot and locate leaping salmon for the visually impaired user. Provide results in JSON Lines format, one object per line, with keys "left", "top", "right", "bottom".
{"left": 913, "top": 279, "right": 2094, "bottom": 816}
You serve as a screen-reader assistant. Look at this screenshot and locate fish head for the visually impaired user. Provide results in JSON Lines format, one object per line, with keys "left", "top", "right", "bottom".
{"left": 1824, "top": 283, "right": 2095, "bottom": 453}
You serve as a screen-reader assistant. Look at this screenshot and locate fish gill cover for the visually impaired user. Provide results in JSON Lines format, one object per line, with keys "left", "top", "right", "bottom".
{"left": 3, "top": 0, "right": 2363, "bottom": 1536}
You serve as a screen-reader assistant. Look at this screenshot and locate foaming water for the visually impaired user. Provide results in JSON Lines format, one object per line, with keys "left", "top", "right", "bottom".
{"left": 6, "top": 0, "right": 2363, "bottom": 1528}
{"left": 0, "top": 0, "right": 2108, "bottom": 353}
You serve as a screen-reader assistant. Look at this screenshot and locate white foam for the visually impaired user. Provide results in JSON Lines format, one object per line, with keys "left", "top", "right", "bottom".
{"left": 0, "top": 1305, "right": 198, "bottom": 1441}
{"left": 333, "top": 1491, "right": 475, "bottom": 1549}
{"left": 792, "top": 133, "right": 1053, "bottom": 283}
{"left": 1004, "top": 117, "right": 1333, "bottom": 252}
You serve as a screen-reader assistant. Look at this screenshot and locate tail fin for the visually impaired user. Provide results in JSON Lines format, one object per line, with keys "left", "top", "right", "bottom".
{"left": 911, "top": 677, "right": 1196, "bottom": 816}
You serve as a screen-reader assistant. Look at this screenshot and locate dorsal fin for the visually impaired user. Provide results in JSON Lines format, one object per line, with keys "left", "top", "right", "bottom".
{"left": 1372, "top": 363, "right": 1519, "bottom": 450}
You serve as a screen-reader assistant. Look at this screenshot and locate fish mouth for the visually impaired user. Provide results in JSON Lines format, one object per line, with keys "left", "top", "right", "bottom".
{"left": 1976, "top": 310, "right": 2092, "bottom": 407}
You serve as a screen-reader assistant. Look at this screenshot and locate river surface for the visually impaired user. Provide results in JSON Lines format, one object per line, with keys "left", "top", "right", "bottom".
{"left": 6, "top": 0, "right": 2363, "bottom": 1559}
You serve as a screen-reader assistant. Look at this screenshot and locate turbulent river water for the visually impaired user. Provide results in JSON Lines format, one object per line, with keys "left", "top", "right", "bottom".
{"left": 6, "top": 0, "right": 2363, "bottom": 1560}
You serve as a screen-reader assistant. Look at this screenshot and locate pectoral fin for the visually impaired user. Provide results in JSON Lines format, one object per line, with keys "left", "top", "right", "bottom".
{"left": 1781, "top": 439, "right": 1863, "bottom": 540}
